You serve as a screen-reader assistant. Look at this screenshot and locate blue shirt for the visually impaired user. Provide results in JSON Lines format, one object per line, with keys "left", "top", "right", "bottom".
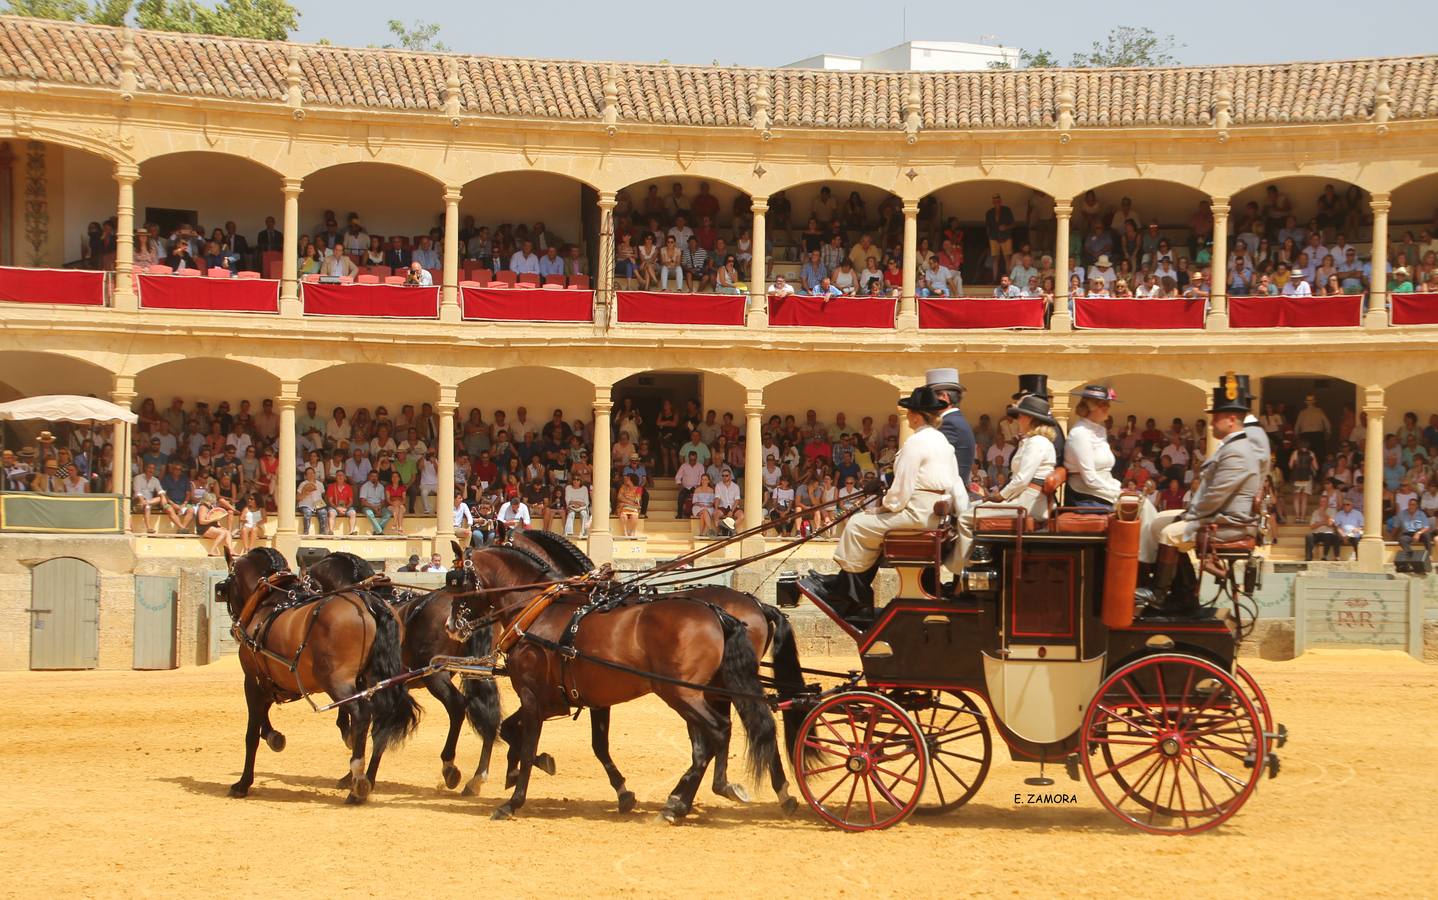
{"left": 1333, "top": 507, "right": 1364, "bottom": 537}
{"left": 810, "top": 283, "right": 842, "bottom": 298}
{"left": 537, "top": 255, "right": 566, "bottom": 276}
{"left": 1384, "top": 463, "right": 1405, "bottom": 491}
{"left": 413, "top": 247, "right": 441, "bottom": 269}
{"left": 1391, "top": 509, "right": 1430, "bottom": 533}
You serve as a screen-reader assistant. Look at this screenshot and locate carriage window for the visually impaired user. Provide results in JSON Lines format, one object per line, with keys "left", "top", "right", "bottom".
{"left": 1011, "top": 556, "right": 1075, "bottom": 638}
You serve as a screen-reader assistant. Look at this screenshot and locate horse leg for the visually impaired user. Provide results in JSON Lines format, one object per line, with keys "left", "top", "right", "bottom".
{"left": 706, "top": 699, "right": 748, "bottom": 804}
{"left": 341, "top": 695, "right": 373, "bottom": 804}
{"left": 502, "top": 710, "right": 555, "bottom": 789}
{"left": 229, "top": 676, "right": 268, "bottom": 798}
{"left": 657, "top": 694, "right": 725, "bottom": 825}
{"left": 335, "top": 709, "right": 353, "bottom": 751}
{"left": 260, "top": 707, "right": 286, "bottom": 753}
{"left": 493, "top": 697, "right": 543, "bottom": 820}
{"left": 589, "top": 707, "right": 636, "bottom": 813}
{"left": 425, "top": 674, "right": 466, "bottom": 791}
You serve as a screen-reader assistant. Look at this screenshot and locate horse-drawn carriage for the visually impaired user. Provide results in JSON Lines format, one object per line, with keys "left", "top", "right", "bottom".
{"left": 779, "top": 479, "right": 1286, "bottom": 834}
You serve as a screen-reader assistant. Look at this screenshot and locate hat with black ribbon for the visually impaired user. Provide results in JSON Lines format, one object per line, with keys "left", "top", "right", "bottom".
{"left": 898, "top": 386, "right": 948, "bottom": 413}
{"left": 1206, "top": 371, "right": 1254, "bottom": 415}
{"left": 1006, "top": 394, "right": 1057, "bottom": 426}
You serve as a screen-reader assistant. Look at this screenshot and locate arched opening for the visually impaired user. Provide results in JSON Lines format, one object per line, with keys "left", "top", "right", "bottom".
{"left": 456, "top": 367, "right": 595, "bottom": 446}
{"left": 920, "top": 181, "right": 1055, "bottom": 290}
{"left": 763, "top": 179, "right": 898, "bottom": 295}
{"left": 0, "top": 352, "right": 116, "bottom": 481}
{"left": 133, "top": 358, "right": 281, "bottom": 412}
{"left": 460, "top": 171, "right": 595, "bottom": 285}
{"left": 2, "top": 140, "right": 117, "bottom": 269}
{"left": 1229, "top": 176, "right": 1373, "bottom": 291}
{"left": 136, "top": 152, "right": 284, "bottom": 273}
{"left": 1072, "top": 179, "right": 1212, "bottom": 295}
{"left": 299, "top": 363, "right": 437, "bottom": 419}
{"left": 1257, "top": 372, "right": 1359, "bottom": 466}
{"left": 1080, "top": 374, "right": 1208, "bottom": 435}
{"left": 763, "top": 371, "right": 902, "bottom": 463}
{"left": 1386, "top": 371, "right": 1438, "bottom": 436}
{"left": 299, "top": 163, "right": 446, "bottom": 274}
{"left": 1389, "top": 173, "right": 1438, "bottom": 292}
{"left": 613, "top": 175, "right": 752, "bottom": 290}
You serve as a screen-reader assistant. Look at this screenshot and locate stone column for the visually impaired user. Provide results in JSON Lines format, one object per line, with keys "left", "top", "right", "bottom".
{"left": 434, "top": 386, "right": 457, "bottom": 550}
{"left": 112, "top": 376, "right": 136, "bottom": 517}
{"left": 747, "top": 198, "right": 768, "bottom": 329}
{"left": 112, "top": 163, "right": 139, "bottom": 311}
{"left": 1358, "top": 387, "right": 1387, "bottom": 569}
{"left": 595, "top": 191, "right": 616, "bottom": 328}
{"left": 1208, "top": 197, "right": 1229, "bottom": 329}
{"left": 276, "top": 381, "right": 299, "bottom": 536}
{"left": 1049, "top": 390, "right": 1073, "bottom": 433}
{"left": 1050, "top": 199, "right": 1072, "bottom": 331}
{"left": 898, "top": 390, "right": 915, "bottom": 446}
{"left": 441, "top": 186, "right": 462, "bottom": 323}
{"left": 280, "top": 178, "right": 302, "bottom": 317}
{"left": 898, "top": 200, "right": 919, "bottom": 330}
{"left": 742, "top": 390, "right": 765, "bottom": 554}
{"left": 1365, "top": 193, "right": 1391, "bottom": 329}
{"left": 588, "top": 385, "right": 614, "bottom": 563}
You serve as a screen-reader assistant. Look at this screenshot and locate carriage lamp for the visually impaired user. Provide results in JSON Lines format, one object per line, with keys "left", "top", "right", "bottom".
{"left": 962, "top": 569, "right": 996, "bottom": 594}
{"left": 775, "top": 572, "right": 801, "bottom": 608}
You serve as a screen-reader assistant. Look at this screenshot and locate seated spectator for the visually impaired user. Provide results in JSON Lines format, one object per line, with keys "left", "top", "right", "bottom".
{"left": 405, "top": 260, "right": 433, "bottom": 286}
{"left": 362, "top": 236, "right": 385, "bottom": 267}
{"left": 321, "top": 249, "right": 358, "bottom": 278}
{"left": 810, "top": 277, "right": 842, "bottom": 299}
{"left": 383, "top": 236, "right": 411, "bottom": 270}
{"left": 413, "top": 236, "right": 441, "bottom": 269}
{"left": 659, "top": 235, "right": 684, "bottom": 291}
{"left": 715, "top": 256, "right": 741, "bottom": 294}
{"left": 993, "top": 275, "right": 1023, "bottom": 299}
{"left": 681, "top": 237, "right": 711, "bottom": 292}
{"left": 800, "top": 250, "right": 826, "bottom": 293}
{"left": 510, "top": 240, "right": 540, "bottom": 275}
{"left": 537, "top": 246, "right": 565, "bottom": 277}
{"left": 357, "top": 470, "right": 390, "bottom": 535}
{"left": 1282, "top": 269, "right": 1312, "bottom": 296}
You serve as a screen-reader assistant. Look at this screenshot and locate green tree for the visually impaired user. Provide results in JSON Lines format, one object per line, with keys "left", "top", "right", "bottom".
{"left": 1071, "top": 26, "right": 1181, "bottom": 67}
{"left": 989, "top": 48, "right": 1061, "bottom": 70}
{"left": 385, "top": 18, "right": 447, "bottom": 52}
{"left": 2, "top": 0, "right": 128, "bottom": 25}
{"left": 3, "top": 0, "right": 299, "bottom": 38}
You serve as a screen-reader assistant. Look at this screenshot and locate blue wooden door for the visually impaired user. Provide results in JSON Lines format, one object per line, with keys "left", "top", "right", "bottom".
{"left": 133, "top": 575, "right": 178, "bottom": 670}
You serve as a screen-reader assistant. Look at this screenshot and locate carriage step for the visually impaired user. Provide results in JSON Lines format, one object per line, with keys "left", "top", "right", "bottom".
{"left": 1064, "top": 753, "right": 1081, "bottom": 782}
{"left": 1267, "top": 723, "right": 1289, "bottom": 748}
{"left": 1266, "top": 753, "right": 1281, "bottom": 779}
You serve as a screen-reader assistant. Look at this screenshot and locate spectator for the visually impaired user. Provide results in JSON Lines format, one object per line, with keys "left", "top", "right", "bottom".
{"left": 405, "top": 260, "right": 433, "bottom": 286}
{"left": 1282, "top": 268, "right": 1312, "bottom": 297}
{"left": 358, "top": 470, "right": 390, "bottom": 535}
{"left": 510, "top": 240, "right": 540, "bottom": 275}
{"left": 133, "top": 461, "right": 164, "bottom": 533}
{"left": 412, "top": 236, "right": 440, "bottom": 269}
{"left": 238, "top": 494, "right": 266, "bottom": 551}
{"left": 675, "top": 450, "right": 705, "bottom": 519}
{"left": 659, "top": 235, "right": 684, "bottom": 291}
{"left": 616, "top": 473, "right": 643, "bottom": 537}
{"left": 1333, "top": 498, "right": 1364, "bottom": 560}
{"left": 993, "top": 275, "right": 1023, "bottom": 299}
{"left": 985, "top": 193, "right": 1015, "bottom": 281}
{"left": 297, "top": 466, "right": 326, "bottom": 535}
{"left": 383, "top": 236, "right": 411, "bottom": 270}
{"left": 321, "top": 248, "right": 357, "bottom": 278}
{"left": 681, "top": 237, "right": 711, "bottom": 292}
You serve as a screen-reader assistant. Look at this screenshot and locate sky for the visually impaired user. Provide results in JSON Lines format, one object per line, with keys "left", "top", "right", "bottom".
{"left": 293, "top": 0, "right": 1431, "bottom": 66}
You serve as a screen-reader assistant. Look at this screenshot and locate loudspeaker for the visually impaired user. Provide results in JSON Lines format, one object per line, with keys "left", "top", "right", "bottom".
{"left": 295, "top": 546, "right": 329, "bottom": 571}
{"left": 1394, "top": 548, "right": 1432, "bottom": 575}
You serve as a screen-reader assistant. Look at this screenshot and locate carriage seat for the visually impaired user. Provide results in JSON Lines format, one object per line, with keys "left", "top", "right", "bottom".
{"left": 880, "top": 500, "right": 955, "bottom": 565}
{"left": 1209, "top": 536, "right": 1258, "bottom": 553}
{"left": 1053, "top": 511, "right": 1111, "bottom": 535}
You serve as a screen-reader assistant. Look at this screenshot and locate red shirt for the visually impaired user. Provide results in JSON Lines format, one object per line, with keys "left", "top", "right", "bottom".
{"left": 690, "top": 193, "right": 720, "bottom": 221}
{"left": 804, "top": 440, "right": 832, "bottom": 462}
{"left": 473, "top": 460, "right": 499, "bottom": 484}
{"left": 325, "top": 482, "right": 352, "bottom": 507}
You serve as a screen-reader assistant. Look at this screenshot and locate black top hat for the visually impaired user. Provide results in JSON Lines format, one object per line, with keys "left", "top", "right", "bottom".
{"left": 1071, "top": 384, "right": 1120, "bottom": 403}
{"left": 897, "top": 386, "right": 948, "bottom": 413}
{"left": 1216, "top": 373, "right": 1254, "bottom": 402}
{"left": 1206, "top": 373, "right": 1254, "bottom": 415}
{"left": 1012, "top": 373, "right": 1051, "bottom": 401}
{"left": 1007, "top": 394, "right": 1057, "bottom": 426}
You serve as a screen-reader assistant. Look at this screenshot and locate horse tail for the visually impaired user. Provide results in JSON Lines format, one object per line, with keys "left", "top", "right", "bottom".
{"left": 462, "top": 620, "right": 501, "bottom": 743}
{"left": 760, "top": 604, "right": 809, "bottom": 764}
{"left": 363, "top": 597, "right": 421, "bottom": 748}
{"left": 715, "top": 610, "right": 778, "bottom": 785}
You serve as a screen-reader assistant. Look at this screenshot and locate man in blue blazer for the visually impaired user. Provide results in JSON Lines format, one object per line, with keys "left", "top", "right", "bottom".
{"left": 926, "top": 368, "right": 974, "bottom": 491}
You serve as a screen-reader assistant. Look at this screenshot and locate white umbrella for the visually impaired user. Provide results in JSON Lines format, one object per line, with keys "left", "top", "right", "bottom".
{"left": 0, "top": 394, "right": 137, "bottom": 424}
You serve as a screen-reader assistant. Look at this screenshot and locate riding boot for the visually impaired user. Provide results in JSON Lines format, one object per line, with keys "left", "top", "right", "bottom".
{"left": 1137, "top": 546, "right": 1181, "bottom": 617}
{"left": 847, "top": 562, "right": 880, "bottom": 620}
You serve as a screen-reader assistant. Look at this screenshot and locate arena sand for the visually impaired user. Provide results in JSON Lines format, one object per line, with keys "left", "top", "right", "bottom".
{"left": 1, "top": 650, "right": 1435, "bottom": 899}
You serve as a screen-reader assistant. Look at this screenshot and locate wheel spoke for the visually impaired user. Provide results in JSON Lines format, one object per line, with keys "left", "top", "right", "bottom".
{"left": 1112, "top": 753, "right": 1165, "bottom": 809}
{"left": 1093, "top": 743, "right": 1159, "bottom": 780}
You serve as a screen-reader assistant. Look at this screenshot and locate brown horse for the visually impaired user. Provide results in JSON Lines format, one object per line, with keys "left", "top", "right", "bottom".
{"left": 461, "top": 531, "right": 807, "bottom": 809}
{"left": 218, "top": 547, "right": 420, "bottom": 804}
{"left": 304, "top": 551, "right": 554, "bottom": 797}
{"left": 448, "top": 544, "right": 798, "bottom": 823}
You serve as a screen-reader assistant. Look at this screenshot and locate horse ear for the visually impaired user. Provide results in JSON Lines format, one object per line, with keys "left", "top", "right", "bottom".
{"left": 450, "top": 540, "right": 463, "bottom": 563}
{"left": 223, "top": 546, "right": 235, "bottom": 571}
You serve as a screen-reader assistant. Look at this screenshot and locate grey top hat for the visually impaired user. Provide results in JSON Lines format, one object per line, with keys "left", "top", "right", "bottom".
{"left": 925, "top": 368, "right": 961, "bottom": 391}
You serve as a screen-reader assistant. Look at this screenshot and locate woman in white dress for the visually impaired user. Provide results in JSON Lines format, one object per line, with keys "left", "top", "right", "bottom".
{"left": 952, "top": 395, "right": 1057, "bottom": 566}
{"left": 1064, "top": 384, "right": 1123, "bottom": 509}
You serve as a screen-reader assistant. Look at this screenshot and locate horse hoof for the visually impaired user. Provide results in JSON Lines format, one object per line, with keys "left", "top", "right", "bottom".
{"left": 264, "top": 731, "right": 286, "bottom": 753}
{"left": 336, "top": 773, "right": 353, "bottom": 790}
{"left": 351, "top": 777, "right": 372, "bottom": 802}
{"left": 442, "top": 764, "right": 462, "bottom": 790}
{"left": 491, "top": 805, "right": 514, "bottom": 821}
{"left": 535, "top": 753, "right": 557, "bottom": 777}
{"left": 654, "top": 809, "right": 682, "bottom": 826}
{"left": 461, "top": 776, "right": 484, "bottom": 797}
{"left": 228, "top": 783, "right": 250, "bottom": 799}
{"left": 617, "top": 791, "right": 637, "bottom": 814}
{"left": 781, "top": 796, "right": 800, "bottom": 817}
{"left": 718, "top": 782, "right": 750, "bottom": 804}
{"left": 344, "top": 794, "right": 364, "bottom": 806}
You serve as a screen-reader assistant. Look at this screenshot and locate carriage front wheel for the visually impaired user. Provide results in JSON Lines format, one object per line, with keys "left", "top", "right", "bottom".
{"left": 1080, "top": 654, "right": 1265, "bottom": 835}
{"left": 907, "top": 690, "right": 991, "bottom": 816}
{"left": 794, "top": 691, "right": 928, "bottom": 832}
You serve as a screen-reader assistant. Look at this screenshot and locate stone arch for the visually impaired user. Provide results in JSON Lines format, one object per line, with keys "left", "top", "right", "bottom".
{"left": 0, "top": 351, "right": 114, "bottom": 400}
{"left": 1387, "top": 171, "right": 1438, "bottom": 249}
{"left": 298, "top": 363, "right": 438, "bottom": 420}
{"left": 1227, "top": 175, "right": 1370, "bottom": 248}
{"left": 919, "top": 179, "right": 1059, "bottom": 284}
{"left": 136, "top": 151, "right": 286, "bottom": 246}
{"left": 1077, "top": 374, "right": 1209, "bottom": 431}
{"left": 456, "top": 366, "right": 596, "bottom": 437}
{"left": 299, "top": 162, "right": 447, "bottom": 247}
{"left": 460, "top": 170, "right": 596, "bottom": 260}
{"left": 762, "top": 371, "right": 901, "bottom": 432}
{"left": 615, "top": 174, "right": 751, "bottom": 236}
{"left": 131, "top": 358, "right": 281, "bottom": 411}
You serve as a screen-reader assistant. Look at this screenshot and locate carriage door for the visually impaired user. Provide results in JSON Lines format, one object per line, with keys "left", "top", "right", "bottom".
{"left": 133, "top": 575, "right": 178, "bottom": 670}
{"left": 205, "top": 571, "right": 239, "bottom": 664}
{"left": 29, "top": 557, "right": 99, "bottom": 670}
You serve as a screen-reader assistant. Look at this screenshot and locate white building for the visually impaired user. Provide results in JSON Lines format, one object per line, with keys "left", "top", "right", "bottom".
{"left": 784, "top": 40, "right": 1020, "bottom": 72}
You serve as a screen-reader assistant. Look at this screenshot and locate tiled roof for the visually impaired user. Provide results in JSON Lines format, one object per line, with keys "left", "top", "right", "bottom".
{"left": 1, "top": 16, "right": 1435, "bottom": 129}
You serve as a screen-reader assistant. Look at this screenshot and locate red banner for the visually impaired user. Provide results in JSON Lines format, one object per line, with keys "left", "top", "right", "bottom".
{"left": 1385, "top": 292, "right": 1438, "bottom": 326}
{"left": 1074, "top": 297, "right": 1205, "bottom": 330}
{"left": 1228, "top": 294, "right": 1362, "bottom": 328}
{"left": 768, "top": 295, "right": 896, "bottom": 328}
{"left": 461, "top": 286, "right": 593, "bottom": 322}
{"left": 137, "top": 273, "right": 279, "bottom": 313}
{"left": 0, "top": 266, "right": 105, "bottom": 306}
{"left": 303, "top": 282, "right": 439, "bottom": 318}
{"left": 615, "top": 291, "right": 746, "bottom": 326}
{"left": 918, "top": 298, "right": 1045, "bottom": 329}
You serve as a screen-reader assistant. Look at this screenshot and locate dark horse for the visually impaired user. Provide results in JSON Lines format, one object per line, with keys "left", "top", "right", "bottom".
{"left": 448, "top": 542, "right": 800, "bottom": 823}
{"left": 303, "top": 550, "right": 554, "bottom": 797}
{"left": 218, "top": 547, "right": 420, "bottom": 804}
{"left": 459, "top": 531, "right": 808, "bottom": 810}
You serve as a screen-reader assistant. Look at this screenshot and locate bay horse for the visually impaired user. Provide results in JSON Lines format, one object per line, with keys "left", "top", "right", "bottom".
{"left": 447, "top": 544, "right": 799, "bottom": 823}
{"left": 304, "top": 551, "right": 553, "bottom": 797}
{"left": 217, "top": 547, "right": 420, "bottom": 804}
{"left": 462, "top": 531, "right": 807, "bottom": 810}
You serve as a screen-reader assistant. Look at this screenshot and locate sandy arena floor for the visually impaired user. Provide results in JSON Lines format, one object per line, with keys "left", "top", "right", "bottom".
{"left": 1, "top": 650, "right": 1435, "bottom": 898}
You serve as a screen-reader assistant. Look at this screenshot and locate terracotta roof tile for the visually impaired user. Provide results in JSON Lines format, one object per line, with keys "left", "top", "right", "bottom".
{"left": 2, "top": 16, "right": 1434, "bottom": 132}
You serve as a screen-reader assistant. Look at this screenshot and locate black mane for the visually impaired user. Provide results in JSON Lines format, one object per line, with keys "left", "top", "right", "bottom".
{"left": 520, "top": 529, "right": 594, "bottom": 576}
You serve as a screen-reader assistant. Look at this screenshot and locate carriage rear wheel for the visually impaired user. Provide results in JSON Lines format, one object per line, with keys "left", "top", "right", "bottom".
{"left": 1233, "top": 664, "right": 1277, "bottom": 745}
{"left": 1081, "top": 654, "right": 1264, "bottom": 835}
{"left": 906, "top": 690, "right": 991, "bottom": 815}
{"left": 794, "top": 691, "right": 928, "bottom": 832}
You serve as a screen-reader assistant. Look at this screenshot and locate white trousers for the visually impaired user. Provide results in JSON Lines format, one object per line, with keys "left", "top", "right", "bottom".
{"left": 1144, "top": 508, "right": 1198, "bottom": 559}
{"left": 565, "top": 508, "right": 591, "bottom": 536}
{"left": 949, "top": 487, "right": 1045, "bottom": 571}
{"left": 835, "top": 492, "right": 943, "bottom": 573}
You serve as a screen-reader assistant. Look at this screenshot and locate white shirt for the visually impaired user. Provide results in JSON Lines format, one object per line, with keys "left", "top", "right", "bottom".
{"left": 510, "top": 251, "right": 540, "bottom": 274}
{"left": 133, "top": 473, "right": 162, "bottom": 500}
{"left": 564, "top": 484, "right": 590, "bottom": 510}
{"left": 409, "top": 268, "right": 434, "bottom": 286}
{"left": 883, "top": 425, "right": 968, "bottom": 516}
{"left": 714, "top": 480, "right": 741, "bottom": 509}
{"left": 1282, "top": 279, "right": 1312, "bottom": 297}
{"left": 1087, "top": 266, "right": 1116, "bottom": 288}
{"left": 1064, "top": 417, "right": 1120, "bottom": 503}
{"left": 497, "top": 500, "right": 531, "bottom": 525}
{"left": 767, "top": 281, "right": 795, "bottom": 297}
{"left": 999, "top": 434, "right": 1056, "bottom": 501}
{"left": 675, "top": 461, "right": 705, "bottom": 489}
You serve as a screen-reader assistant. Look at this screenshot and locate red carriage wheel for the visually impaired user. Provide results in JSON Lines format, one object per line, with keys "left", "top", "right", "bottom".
{"left": 794, "top": 691, "right": 928, "bottom": 831}
{"left": 906, "top": 691, "right": 991, "bottom": 815}
{"left": 1081, "top": 654, "right": 1264, "bottom": 835}
{"left": 1233, "top": 664, "right": 1283, "bottom": 750}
